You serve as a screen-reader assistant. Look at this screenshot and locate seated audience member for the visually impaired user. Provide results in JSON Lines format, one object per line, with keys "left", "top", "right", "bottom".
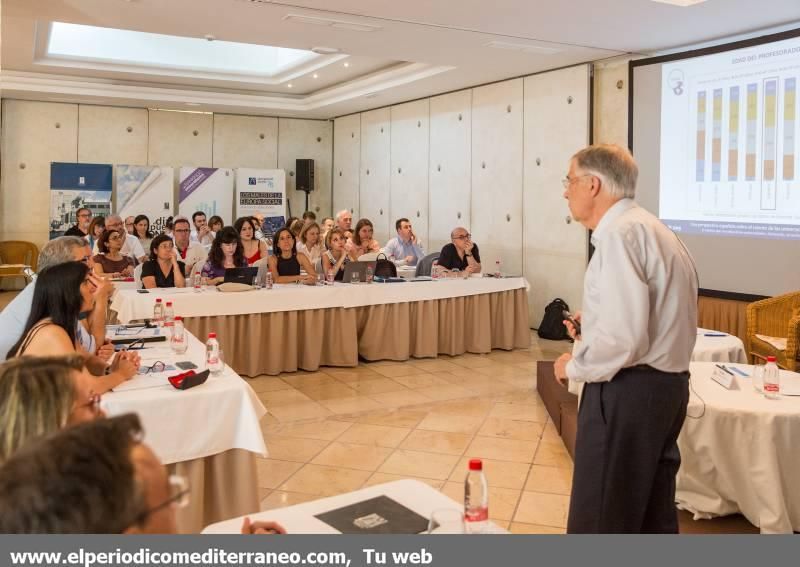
{"left": 0, "top": 355, "right": 103, "bottom": 463}
{"left": 347, "top": 218, "right": 381, "bottom": 260}
{"left": 320, "top": 216, "right": 334, "bottom": 242}
{"left": 163, "top": 216, "right": 174, "bottom": 238}
{"left": 64, "top": 207, "right": 92, "bottom": 237}
{"left": 322, "top": 228, "right": 349, "bottom": 281}
{"left": 0, "top": 237, "right": 113, "bottom": 361}
{"left": 335, "top": 210, "right": 352, "bottom": 232}
{"left": 141, "top": 235, "right": 186, "bottom": 289}
{"left": 208, "top": 215, "right": 224, "bottom": 237}
{"left": 289, "top": 218, "right": 304, "bottom": 240}
{"left": 133, "top": 215, "right": 153, "bottom": 251}
{"left": 8, "top": 261, "right": 138, "bottom": 393}
{"left": 201, "top": 227, "right": 248, "bottom": 285}
{"left": 268, "top": 228, "right": 316, "bottom": 285}
{"left": 172, "top": 216, "right": 207, "bottom": 276}
{"left": 297, "top": 222, "right": 322, "bottom": 266}
{"left": 92, "top": 215, "right": 146, "bottom": 263}
{"left": 191, "top": 211, "right": 214, "bottom": 246}
{"left": 124, "top": 216, "right": 135, "bottom": 235}
{"left": 385, "top": 218, "right": 425, "bottom": 266}
{"left": 302, "top": 211, "right": 317, "bottom": 224}
{"left": 235, "top": 217, "right": 268, "bottom": 266}
{"left": 0, "top": 415, "right": 286, "bottom": 535}
{"left": 93, "top": 229, "right": 135, "bottom": 278}
{"left": 438, "top": 227, "right": 482, "bottom": 275}
{"left": 252, "top": 214, "right": 266, "bottom": 241}
{"left": 86, "top": 216, "right": 105, "bottom": 251}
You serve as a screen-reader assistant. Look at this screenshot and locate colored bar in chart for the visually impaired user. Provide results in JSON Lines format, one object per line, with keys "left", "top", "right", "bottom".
{"left": 762, "top": 78, "right": 777, "bottom": 181}
{"left": 696, "top": 91, "right": 706, "bottom": 182}
{"left": 746, "top": 83, "right": 757, "bottom": 181}
{"left": 784, "top": 77, "right": 796, "bottom": 181}
{"left": 728, "top": 86, "right": 739, "bottom": 181}
{"left": 712, "top": 89, "right": 722, "bottom": 181}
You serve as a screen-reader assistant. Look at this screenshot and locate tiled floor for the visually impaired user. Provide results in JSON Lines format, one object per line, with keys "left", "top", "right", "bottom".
{"left": 253, "top": 332, "right": 574, "bottom": 534}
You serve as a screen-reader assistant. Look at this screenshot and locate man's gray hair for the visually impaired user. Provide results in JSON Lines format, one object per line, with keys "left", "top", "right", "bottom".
{"left": 336, "top": 210, "right": 351, "bottom": 221}
{"left": 39, "top": 237, "right": 87, "bottom": 271}
{"left": 572, "top": 144, "right": 638, "bottom": 200}
{"left": 106, "top": 214, "right": 122, "bottom": 224}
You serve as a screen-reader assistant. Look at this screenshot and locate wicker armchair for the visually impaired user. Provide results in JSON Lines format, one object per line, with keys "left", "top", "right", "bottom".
{"left": 0, "top": 241, "right": 39, "bottom": 284}
{"left": 745, "top": 291, "right": 800, "bottom": 371}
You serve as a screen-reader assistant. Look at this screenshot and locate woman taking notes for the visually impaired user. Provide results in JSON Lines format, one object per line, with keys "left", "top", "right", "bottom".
{"left": 268, "top": 228, "right": 316, "bottom": 285}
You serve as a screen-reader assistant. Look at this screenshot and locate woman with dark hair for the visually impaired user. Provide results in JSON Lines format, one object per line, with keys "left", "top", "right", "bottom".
{"left": 200, "top": 226, "right": 247, "bottom": 285}
{"left": 347, "top": 218, "right": 381, "bottom": 260}
{"left": 234, "top": 217, "right": 267, "bottom": 266}
{"left": 208, "top": 215, "right": 224, "bottom": 237}
{"left": 267, "top": 228, "right": 316, "bottom": 284}
{"left": 140, "top": 235, "right": 185, "bottom": 289}
{"left": 86, "top": 216, "right": 105, "bottom": 251}
{"left": 133, "top": 215, "right": 153, "bottom": 251}
{"left": 8, "top": 262, "right": 138, "bottom": 393}
{"left": 93, "top": 229, "right": 135, "bottom": 278}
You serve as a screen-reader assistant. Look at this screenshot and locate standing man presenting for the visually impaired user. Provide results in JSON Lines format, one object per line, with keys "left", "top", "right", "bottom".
{"left": 554, "top": 144, "right": 698, "bottom": 533}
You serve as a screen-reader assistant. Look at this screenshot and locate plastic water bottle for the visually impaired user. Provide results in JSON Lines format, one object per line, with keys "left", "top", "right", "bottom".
{"left": 265, "top": 271, "right": 273, "bottom": 290}
{"left": 170, "top": 316, "right": 188, "bottom": 355}
{"left": 163, "top": 301, "right": 175, "bottom": 337}
{"left": 432, "top": 260, "right": 440, "bottom": 280}
{"left": 763, "top": 356, "right": 780, "bottom": 399}
{"left": 494, "top": 260, "right": 502, "bottom": 278}
{"left": 365, "top": 265, "right": 374, "bottom": 284}
{"left": 464, "top": 459, "right": 489, "bottom": 534}
{"left": 152, "top": 298, "right": 164, "bottom": 327}
{"left": 205, "top": 332, "right": 222, "bottom": 375}
{"left": 193, "top": 272, "right": 201, "bottom": 292}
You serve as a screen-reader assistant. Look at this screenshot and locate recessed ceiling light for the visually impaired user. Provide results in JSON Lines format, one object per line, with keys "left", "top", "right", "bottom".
{"left": 651, "top": 0, "right": 707, "bottom": 5}
{"left": 311, "top": 46, "right": 340, "bottom": 55}
{"left": 344, "top": 62, "right": 350, "bottom": 68}
{"left": 287, "top": 83, "right": 293, "bottom": 88}
{"left": 283, "top": 14, "right": 381, "bottom": 32}
{"left": 312, "top": 73, "right": 318, "bottom": 79}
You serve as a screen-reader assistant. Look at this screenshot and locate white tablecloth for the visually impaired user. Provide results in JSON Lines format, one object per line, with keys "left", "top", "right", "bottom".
{"left": 101, "top": 330, "right": 268, "bottom": 465}
{"left": 692, "top": 329, "right": 747, "bottom": 363}
{"left": 676, "top": 362, "right": 800, "bottom": 533}
{"left": 110, "top": 277, "right": 528, "bottom": 323}
{"left": 201, "top": 479, "right": 507, "bottom": 534}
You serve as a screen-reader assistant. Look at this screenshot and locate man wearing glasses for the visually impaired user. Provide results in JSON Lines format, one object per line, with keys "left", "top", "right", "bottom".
{"left": 172, "top": 216, "right": 207, "bottom": 276}
{"left": 437, "top": 227, "right": 482, "bottom": 275}
{"left": 64, "top": 207, "right": 92, "bottom": 237}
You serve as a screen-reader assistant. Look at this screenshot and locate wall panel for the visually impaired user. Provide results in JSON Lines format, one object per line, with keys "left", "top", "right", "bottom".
{"left": 1, "top": 100, "right": 78, "bottom": 246}
{"left": 213, "top": 114, "right": 278, "bottom": 170}
{"left": 390, "top": 99, "right": 430, "bottom": 248}
{"left": 278, "top": 118, "right": 333, "bottom": 219}
{"left": 78, "top": 106, "right": 148, "bottom": 165}
{"left": 333, "top": 114, "right": 361, "bottom": 220}
{"left": 359, "top": 108, "right": 391, "bottom": 243}
{"left": 523, "top": 65, "right": 590, "bottom": 321}
{"left": 429, "top": 90, "right": 472, "bottom": 253}
{"left": 471, "top": 78, "right": 524, "bottom": 276}
{"left": 147, "top": 109, "right": 213, "bottom": 168}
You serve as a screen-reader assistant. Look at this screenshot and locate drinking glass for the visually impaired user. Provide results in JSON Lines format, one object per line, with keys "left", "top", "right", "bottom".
{"left": 350, "top": 271, "right": 360, "bottom": 284}
{"left": 427, "top": 509, "right": 465, "bottom": 534}
{"left": 752, "top": 364, "right": 764, "bottom": 392}
{"left": 317, "top": 272, "right": 324, "bottom": 286}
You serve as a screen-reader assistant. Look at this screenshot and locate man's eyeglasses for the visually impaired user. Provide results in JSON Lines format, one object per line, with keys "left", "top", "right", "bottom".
{"left": 453, "top": 233, "right": 471, "bottom": 241}
{"left": 78, "top": 213, "right": 92, "bottom": 219}
{"left": 174, "top": 229, "right": 190, "bottom": 233}
{"left": 129, "top": 475, "right": 190, "bottom": 529}
{"left": 561, "top": 174, "right": 593, "bottom": 188}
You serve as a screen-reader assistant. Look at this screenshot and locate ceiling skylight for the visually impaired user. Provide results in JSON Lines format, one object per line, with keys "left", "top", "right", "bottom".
{"left": 46, "top": 22, "right": 319, "bottom": 77}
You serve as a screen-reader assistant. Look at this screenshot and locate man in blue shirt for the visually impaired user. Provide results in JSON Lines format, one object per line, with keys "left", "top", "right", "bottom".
{"left": 384, "top": 218, "right": 425, "bottom": 266}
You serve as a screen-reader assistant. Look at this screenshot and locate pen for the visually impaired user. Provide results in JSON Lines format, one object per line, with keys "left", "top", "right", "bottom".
{"left": 704, "top": 333, "right": 727, "bottom": 337}
{"left": 715, "top": 364, "right": 734, "bottom": 376}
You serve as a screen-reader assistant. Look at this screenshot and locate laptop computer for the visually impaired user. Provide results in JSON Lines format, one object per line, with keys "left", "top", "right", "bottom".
{"left": 223, "top": 266, "right": 258, "bottom": 285}
{"left": 341, "top": 261, "right": 375, "bottom": 283}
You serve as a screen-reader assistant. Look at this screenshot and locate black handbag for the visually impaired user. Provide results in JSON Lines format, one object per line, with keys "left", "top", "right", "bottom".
{"left": 373, "top": 253, "right": 397, "bottom": 278}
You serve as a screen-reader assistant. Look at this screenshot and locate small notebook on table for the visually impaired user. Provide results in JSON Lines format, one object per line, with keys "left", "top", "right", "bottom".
{"left": 314, "top": 496, "right": 429, "bottom": 534}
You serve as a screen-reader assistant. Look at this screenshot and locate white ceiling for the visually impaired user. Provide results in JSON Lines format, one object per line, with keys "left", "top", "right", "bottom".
{"left": 1, "top": 0, "right": 799, "bottom": 119}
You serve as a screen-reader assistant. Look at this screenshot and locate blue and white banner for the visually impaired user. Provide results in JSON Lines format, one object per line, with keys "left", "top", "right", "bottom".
{"left": 49, "top": 162, "right": 112, "bottom": 239}
{"left": 115, "top": 165, "right": 174, "bottom": 234}
{"left": 235, "top": 168, "right": 286, "bottom": 236}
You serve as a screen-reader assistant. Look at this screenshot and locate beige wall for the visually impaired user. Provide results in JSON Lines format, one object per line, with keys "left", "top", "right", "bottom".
{"left": 593, "top": 57, "right": 633, "bottom": 147}
{"left": 0, "top": 102, "right": 333, "bottom": 247}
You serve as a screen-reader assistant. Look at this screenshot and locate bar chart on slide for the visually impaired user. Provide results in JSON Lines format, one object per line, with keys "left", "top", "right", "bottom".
{"left": 659, "top": 36, "right": 800, "bottom": 240}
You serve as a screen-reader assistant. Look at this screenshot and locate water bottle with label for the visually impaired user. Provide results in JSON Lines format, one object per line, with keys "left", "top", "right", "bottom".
{"left": 193, "top": 272, "right": 202, "bottom": 292}
{"left": 152, "top": 298, "right": 164, "bottom": 327}
{"left": 205, "top": 332, "right": 222, "bottom": 375}
{"left": 464, "top": 459, "right": 489, "bottom": 534}
{"left": 432, "top": 260, "right": 440, "bottom": 280}
{"left": 265, "top": 271, "right": 273, "bottom": 290}
{"left": 163, "top": 301, "right": 175, "bottom": 338}
{"left": 170, "top": 316, "right": 188, "bottom": 355}
{"left": 494, "top": 260, "right": 502, "bottom": 278}
{"left": 365, "top": 265, "right": 374, "bottom": 284}
{"left": 763, "top": 356, "right": 780, "bottom": 399}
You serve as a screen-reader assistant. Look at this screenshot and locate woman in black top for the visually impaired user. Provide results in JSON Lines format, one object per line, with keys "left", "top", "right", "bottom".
{"left": 140, "top": 235, "right": 186, "bottom": 289}
{"left": 267, "top": 228, "right": 316, "bottom": 285}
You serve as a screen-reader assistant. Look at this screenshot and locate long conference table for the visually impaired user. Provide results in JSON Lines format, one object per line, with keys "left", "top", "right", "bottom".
{"left": 101, "top": 329, "right": 267, "bottom": 533}
{"left": 111, "top": 277, "right": 531, "bottom": 377}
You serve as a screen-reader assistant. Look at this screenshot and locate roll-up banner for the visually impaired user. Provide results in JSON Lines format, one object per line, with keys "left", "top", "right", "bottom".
{"left": 49, "top": 162, "right": 112, "bottom": 239}
{"left": 178, "top": 167, "right": 233, "bottom": 225}
{"left": 235, "top": 168, "right": 287, "bottom": 238}
{"left": 115, "top": 165, "right": 174, "bottom": 234}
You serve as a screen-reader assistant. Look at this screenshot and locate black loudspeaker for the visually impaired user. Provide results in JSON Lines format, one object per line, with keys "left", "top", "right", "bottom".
{"left": 296, "top": 159, "right": 315, "bottom": 193}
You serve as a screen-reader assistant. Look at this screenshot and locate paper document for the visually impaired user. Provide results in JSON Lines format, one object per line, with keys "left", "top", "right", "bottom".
{"left": 755, "top": 334, "right": 787, "bottom": 351}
